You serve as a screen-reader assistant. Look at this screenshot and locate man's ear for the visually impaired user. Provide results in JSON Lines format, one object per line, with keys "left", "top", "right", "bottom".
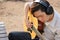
{"left": 46, "top": 15, "right": 50, "bottom": 21}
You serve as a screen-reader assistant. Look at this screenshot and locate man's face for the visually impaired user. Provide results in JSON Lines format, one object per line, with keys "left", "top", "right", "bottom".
{"left": 33, "top": 10, "right": 48, "bottom": 22}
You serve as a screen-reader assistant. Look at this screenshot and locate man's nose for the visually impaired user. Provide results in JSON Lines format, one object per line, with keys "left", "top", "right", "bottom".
{"left": 38, "top": 18, "right": 43, "bottom": 22}
{"left": 38, "top": 18, "right": 42, "bottom": 21}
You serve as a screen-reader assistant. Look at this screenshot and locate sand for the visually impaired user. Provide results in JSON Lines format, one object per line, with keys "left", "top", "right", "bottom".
{"left": 0, "top": 0, "right": 60, "bottom": 35}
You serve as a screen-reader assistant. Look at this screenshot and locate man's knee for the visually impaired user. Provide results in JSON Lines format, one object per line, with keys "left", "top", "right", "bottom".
{"left": 8, "top": 32, "right": 31, "bottom": 40}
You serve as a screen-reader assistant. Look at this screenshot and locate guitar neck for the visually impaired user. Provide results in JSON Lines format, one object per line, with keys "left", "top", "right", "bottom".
{"left": 30, "top": 26, "right": 46, "bottom": 40}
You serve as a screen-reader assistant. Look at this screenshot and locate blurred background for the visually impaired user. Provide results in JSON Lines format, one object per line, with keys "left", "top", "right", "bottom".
{"left": 0, "top": 0, "right": 60, "bottom": 35}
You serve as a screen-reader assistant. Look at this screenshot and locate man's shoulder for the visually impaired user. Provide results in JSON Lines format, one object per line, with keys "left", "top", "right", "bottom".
{"left": 55, "top": 17, "right": 60, "bottom": 28}
{"left": 54, "top": 10, "right": 60, "bottom": 27}
{"left": 54, "top": 10, "right": 60, "bottom": 21}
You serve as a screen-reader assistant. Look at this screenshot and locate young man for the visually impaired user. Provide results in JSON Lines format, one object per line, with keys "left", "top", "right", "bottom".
{"left": 30, "top": 0, "right": 60, "bottom": 40}
{"left": 8, "top": 0, "right": 60, "bottom": 40}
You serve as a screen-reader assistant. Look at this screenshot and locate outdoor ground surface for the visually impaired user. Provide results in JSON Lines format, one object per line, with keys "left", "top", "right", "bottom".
{"left": 0, "top": 0, "right": 60, "bottom": 35}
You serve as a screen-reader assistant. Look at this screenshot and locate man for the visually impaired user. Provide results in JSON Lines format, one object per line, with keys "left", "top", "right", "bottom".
{"left": 30, "top": 0, "right": 60, "bottom": 40}
{"left": 8, "top": 0, "right": 60, "bottom": 40}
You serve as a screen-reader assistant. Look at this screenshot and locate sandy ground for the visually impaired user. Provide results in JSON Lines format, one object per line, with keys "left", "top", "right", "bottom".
{"left": 0, "top": 0, "right": 60, "bottom": 35}
{"left": 0, "top": 1, "right": 25, "bottom": 34}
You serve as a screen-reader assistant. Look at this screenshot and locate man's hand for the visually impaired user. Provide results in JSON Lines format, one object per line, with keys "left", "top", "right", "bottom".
{"left": 26, "top": 20, "right": 33, "bottom": 28}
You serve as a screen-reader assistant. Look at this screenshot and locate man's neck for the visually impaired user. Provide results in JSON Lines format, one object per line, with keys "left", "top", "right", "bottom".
{"left": 47, "top": 14, "right": 54, "bottom": 22}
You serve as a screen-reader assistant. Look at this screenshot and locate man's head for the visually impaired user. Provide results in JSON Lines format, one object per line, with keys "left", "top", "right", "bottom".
{"left": 30, "top": 1, "right": 54, "bottom": 22}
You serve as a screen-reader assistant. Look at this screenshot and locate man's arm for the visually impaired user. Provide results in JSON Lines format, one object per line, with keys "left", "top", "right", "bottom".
{"left": 24, "top": 2, "right": 33, "bottom": 28}
{"left": 24, "top": 3, "right": 30, "bottom": 19}
{"left": 54, "top": 28, "right": 60, "bottom": 40}
{"left": 54, "top": 18, "right": 60, "bottom": 40}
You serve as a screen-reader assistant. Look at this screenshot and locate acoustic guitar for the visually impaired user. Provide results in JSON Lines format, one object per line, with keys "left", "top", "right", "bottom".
{"left": 24, "top": 11, "right": 46, "bottom": 40}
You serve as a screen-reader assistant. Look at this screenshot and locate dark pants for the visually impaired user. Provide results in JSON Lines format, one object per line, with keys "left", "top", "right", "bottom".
{"left": 8, "top": 32, "right": 39, "bottom": 40}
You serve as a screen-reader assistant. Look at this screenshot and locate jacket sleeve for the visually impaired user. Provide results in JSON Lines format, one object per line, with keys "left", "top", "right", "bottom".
{"left": 54, "top": 28, "right": 60, "bottom": 40}
{"left": 54, "top": 18, "right": 60, "bottom": 40}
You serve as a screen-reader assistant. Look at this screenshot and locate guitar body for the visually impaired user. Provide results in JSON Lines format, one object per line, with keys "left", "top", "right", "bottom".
{"left": 24, "top": 11, "right": 38, "bottom": 39}
{"left": 24, "top": 11, "right": 44, "bottom": 39}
